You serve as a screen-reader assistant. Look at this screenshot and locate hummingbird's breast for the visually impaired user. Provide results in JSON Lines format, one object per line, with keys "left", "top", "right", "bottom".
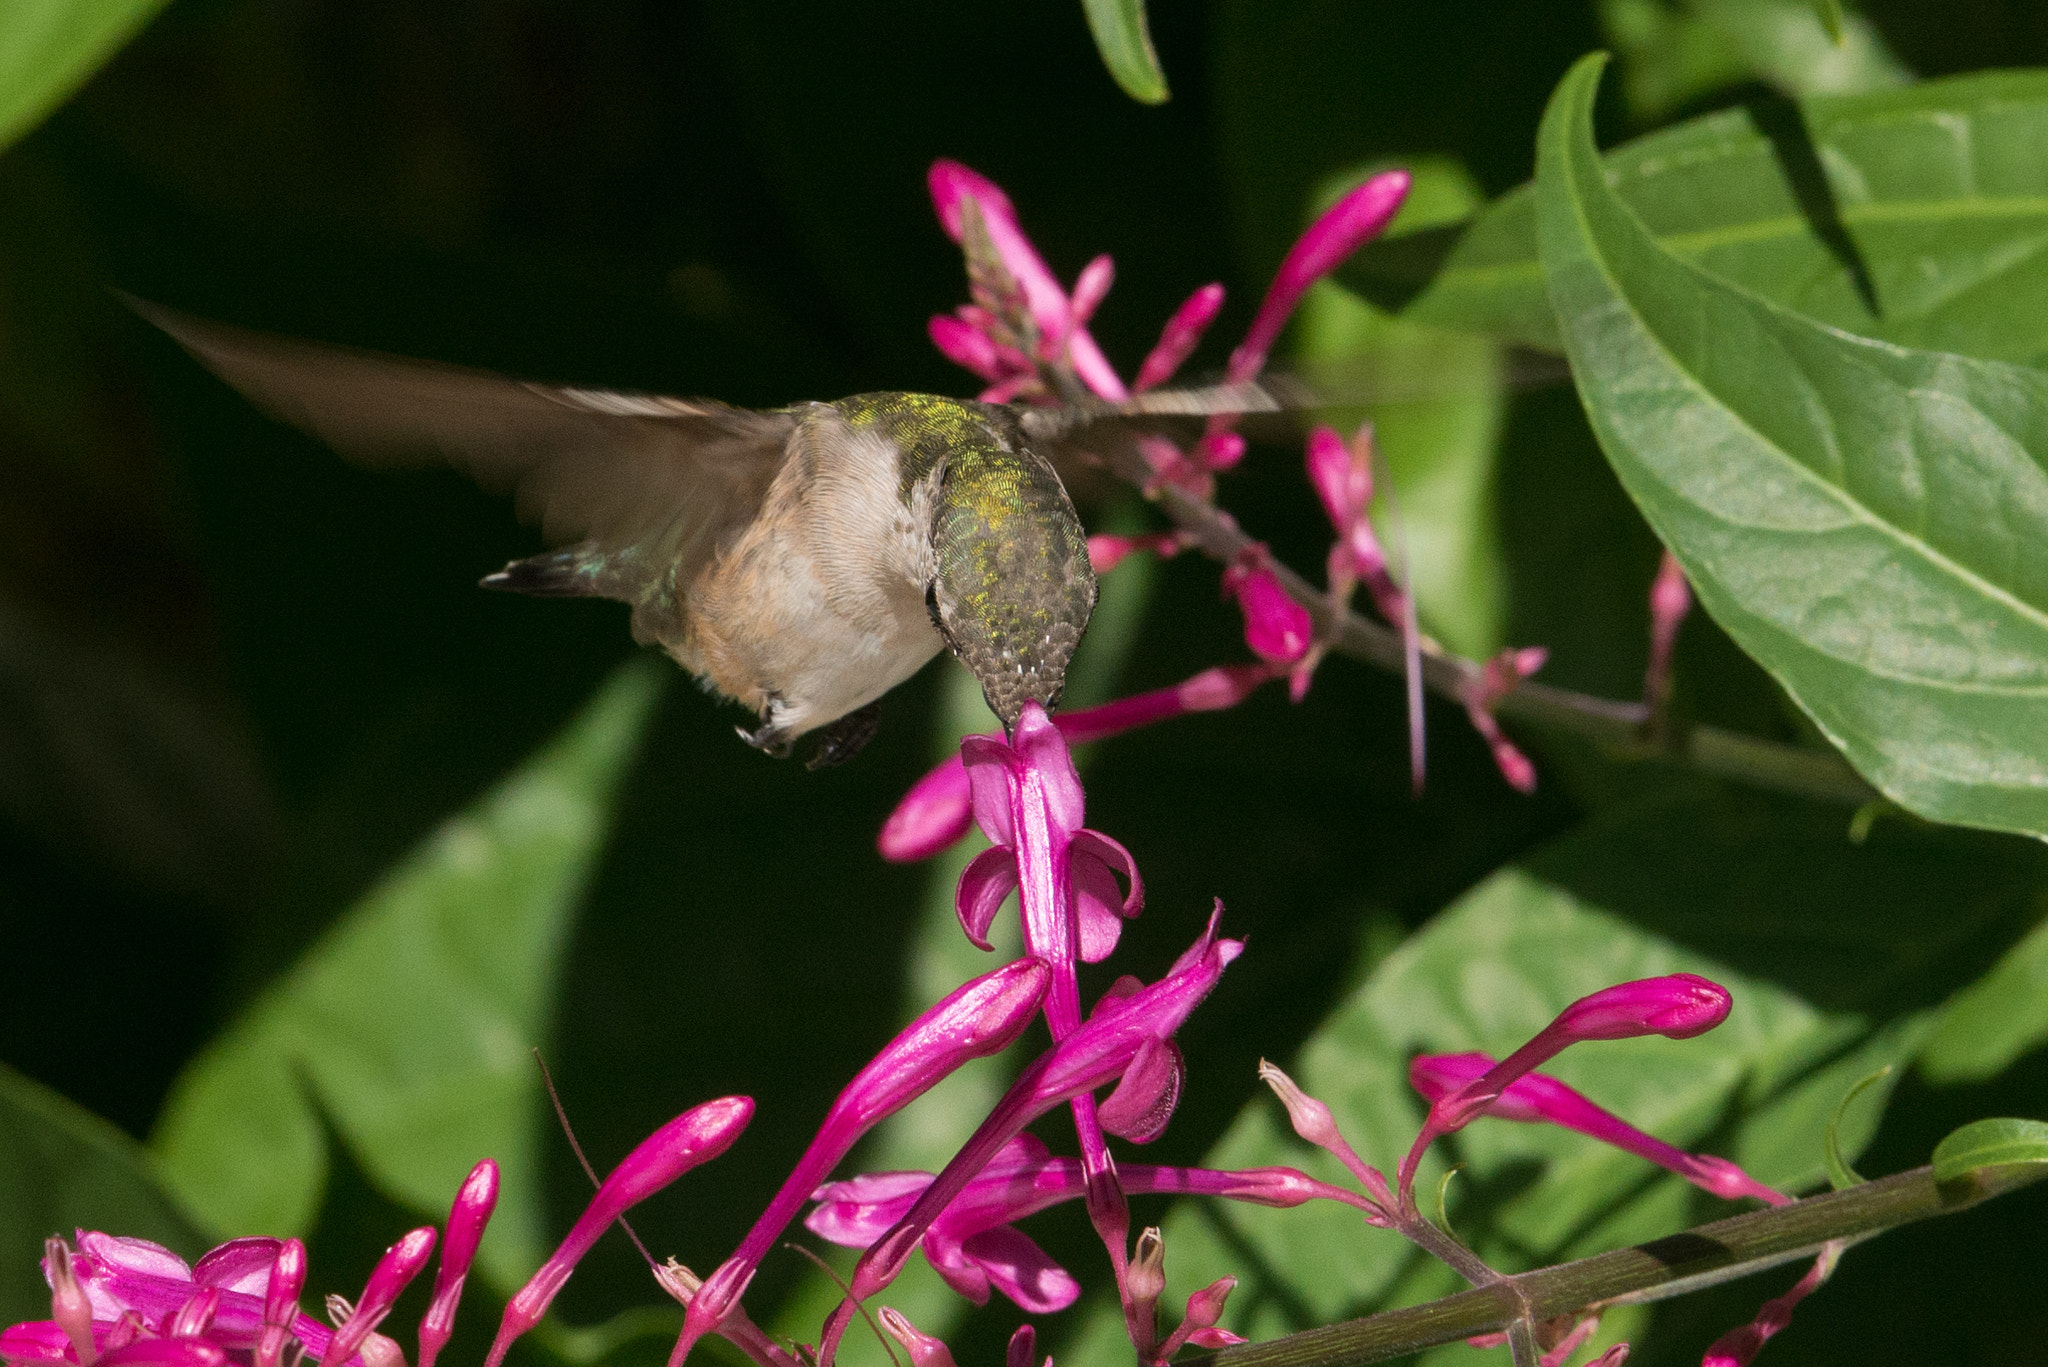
{"left": 675, "top": 402, "right": 944, "bottom": 738}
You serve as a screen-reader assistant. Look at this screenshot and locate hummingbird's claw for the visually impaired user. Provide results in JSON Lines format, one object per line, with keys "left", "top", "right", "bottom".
{"left": 738, "top": 720, "right": 795, "bottom": 758}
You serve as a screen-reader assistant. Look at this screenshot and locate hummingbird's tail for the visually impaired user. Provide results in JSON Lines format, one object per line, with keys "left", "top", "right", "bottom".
{"left": 480, "top": 546, "right": 609, "bottom": 597}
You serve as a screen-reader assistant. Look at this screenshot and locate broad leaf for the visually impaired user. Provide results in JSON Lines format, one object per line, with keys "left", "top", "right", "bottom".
{"left": 1059, "top": 793, "right": 1954, "bottom": 1365}
{"left": 1920, "top": 907, "right": 2048, "bottom": 1083}
{"left": 1930, "top": 1117, "right": 2048, "bottom": 1182}
{"left": 1536, "top": 53, "right": 2048, "bottom": 838}
{"left": 1298, "top": 160, "right": 1507, "bottom": 659}
{"left": 1600, "top": 0, "right": 1907, "bottom": 120}
{"left": 0, "top": 0, "right": 171, "bottom": 154}
{"left": 0, "top": 1064, "right": 203, "bottom": 1324}
{"left": 1349, "top": 70, "right": 2048, "bottom": 367}
{"left": 151, "top": 664, "right": 662, "bottom": 1293}
{"left": 1077, "top": 0, "right": 1168, "bottom": 104}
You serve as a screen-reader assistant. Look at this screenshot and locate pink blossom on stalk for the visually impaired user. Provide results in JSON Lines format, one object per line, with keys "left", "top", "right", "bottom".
{"left": 1222, "top": 555, "right": 1312, "bottom": 665}
{"left": 1227, "top": 171, "right": 1411, "bottom": 384}
{"left": 1257, "top": 1061, "right": 1398, "bottom": 1220}
{"left": 1086, "top": 529, "right": 1191, "bottom": 574}
{"left": 417, "top": 1160, "right": 499, "bottom": 1367}
{"left": 1409, "top": 1054, "right": 1787, "bottom": 1206}
{"left": 1158, "top": 1276, "right": 1244, "bottom": 1356}
{"left": 957, "top": 705, "right": 1143, "bottom": 972}
{"left": 927, "top": 161, "right": 1128, "bottom": 401}
{"left": 672, "top": 959, "right": 1048, "bottom": 1355}
{"left": 319, "top": 1229, "right": 436, "bottom": 1367}
{"left": 485, "top": 1096, "right": 753, "bottom": 1367}
{"left": 1700, "top": 1243, "right": 1841, "bottom": 1367}
{"left": 254, "top": 1240, "right": 304, "bottom": 1367}
{"left": 876, "top": 1309, "right": 957, "bottom": 1367}
{"left": 1462, "top": 647, "right": 1548, "bottom": 794}
{"left": 1134, "top": 284, "right": 1225, "bottom": 392}
{"left": 43, "top": 1244, "right": 92, "bottom": 1366}
{"left": 1644, "top": 549, "right": 1692, "bottom": 713}
{"left": 1398, "top": 975, "right": 1733, "bottom": 1200}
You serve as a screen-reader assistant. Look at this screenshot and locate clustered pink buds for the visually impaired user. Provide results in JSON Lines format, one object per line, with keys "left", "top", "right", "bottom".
{"left": 1461, "top": 646, "right": 1549, "bottom": 793}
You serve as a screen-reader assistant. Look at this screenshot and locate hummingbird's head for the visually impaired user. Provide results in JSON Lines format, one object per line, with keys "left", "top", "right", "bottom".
{"left": 924, "top": 432, "right": 1097, "bottom": 730}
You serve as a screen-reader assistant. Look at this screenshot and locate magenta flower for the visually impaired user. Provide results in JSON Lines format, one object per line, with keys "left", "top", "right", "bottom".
{"left": 1134, "top": 284, "right": 1226, "bottom": 392}
{"left": 1306, "top": 424, "right": 1402, "bottom": 625}
{"left": 957, "top": 703, "right": 1142, "bottom": 979}
{"left": 487, "top": 1095, "right": 753, "bottom": 1367}
{"left": 878, "top": 663, "right": 1279, "bottom": 864}
{"left": 1701, "top": 1243, "right": 1840, "bottom": 1367}
{"left": 1399, "top": 974, "right": 1733, "bottom": 1198}
{"left": 1409, "top": 1054, "right": 1786, "bottom": 1206}
{"left": 876, "top": 1309, "right": 957, "bottom": 1367}
{"left": 1643, "top": 549, "right": 1692, "bottom": 712}
{"left": 1086, "top": 529, "right": 1191, "bottom": 575}
{"left": 1462, "top": 646, "right": 1549, "bottom": 794}
{"left": 805, "top": 1133, "right": 1361, "bottom": 1313}
{"left": 417, "top": 1161, "right": 499, "bottom": 1367}
{"left": 672, "top": 959, "right": 1048, "bottom": 1353}
{"left": 1222, "top": 555, "right": 1313, "bottom": 665}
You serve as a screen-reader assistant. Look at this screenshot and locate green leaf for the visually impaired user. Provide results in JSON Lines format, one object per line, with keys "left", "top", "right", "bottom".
{"left": 151, "top": 663, "right": 663, "bottom": 1293}
{"left": 0, "top": 0, "right": 172, "bottom": 154}
{"left": 1931, "top": 1117, "right": 2048, "bottom": 1182}
{"left": 1599, "top": 0, "right": 1907, "bottom": 120}
{"left": 0, "top": 1063, "right": 204, "bottom": 1324}
{"left": 1351, "top": 70, "right": 2048, "bottom": 365}
{"left": 1535, "top": 53, "right": 2048, "bottom": 839}
{"left": 1078, "top": 0, "right": 1168, "bottom": 104}
{"left": 1058, "top": 793, "right": 1944, "bottom": 1364}
{"left": 1297, "top": 160, "right": 1507, "bottom": 658}
{"left": 1823, "top": 1066, "right": 1890, "bottom": 1189}
{"left": 1921, "top": 900, "right": 2048, "bottom": 1083}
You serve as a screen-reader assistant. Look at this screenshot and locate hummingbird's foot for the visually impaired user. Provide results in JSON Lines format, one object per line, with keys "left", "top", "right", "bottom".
{"left": 738, "top": 720, "right": 795, "bottom": 758}
{"left": 804, "top": 703, "right": 882, "bottom": 770}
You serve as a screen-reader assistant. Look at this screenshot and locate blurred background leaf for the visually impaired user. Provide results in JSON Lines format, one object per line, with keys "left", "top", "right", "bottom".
{"left": 1079, "top": 0, "right": 1168, "bottom": 104}
{"left": 0, "top": 0, "right": 170, "bottom": 154}
{"left": 1599, "top": 0, "right": 1908, "bottom": 120}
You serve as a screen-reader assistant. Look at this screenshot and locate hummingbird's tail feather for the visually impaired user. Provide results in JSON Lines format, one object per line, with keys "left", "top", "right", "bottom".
{"left": 480, "top": 547, "right": 611, "bottom": 598}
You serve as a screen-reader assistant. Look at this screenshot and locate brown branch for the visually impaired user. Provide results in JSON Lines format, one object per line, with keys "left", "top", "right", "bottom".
{"left": 1124, "top": 464, "right": 1876, "bottom": 807}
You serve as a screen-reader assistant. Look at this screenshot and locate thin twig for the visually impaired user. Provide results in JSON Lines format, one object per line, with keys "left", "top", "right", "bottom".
{"left": 534, "top": 1048, "right": 661, "bottom": 1272}
{"left": 1117, "top": 460, "right": 1876, "bottom": 807}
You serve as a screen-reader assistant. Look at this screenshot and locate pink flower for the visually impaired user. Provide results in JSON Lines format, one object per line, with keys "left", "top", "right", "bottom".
{"left": 1409, "top": 1054, "right": 1786, "bottom": 1206}
{"left": 1462, "top": 647, "right": 1549, "bottom": 795}
{"left": 1222, "top": 556, "right": 1313, "bottom": 665}
{"left": 1643, "top": 549, "right": 1692, "bottom": 712}
{"left": 1134, "top": 284, "right": 1225, "bottom": 392}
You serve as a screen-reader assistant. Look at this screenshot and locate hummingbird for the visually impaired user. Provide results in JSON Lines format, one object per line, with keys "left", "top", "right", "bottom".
{"left": 133, "top": 300, "right": 1278, "bottom": 765}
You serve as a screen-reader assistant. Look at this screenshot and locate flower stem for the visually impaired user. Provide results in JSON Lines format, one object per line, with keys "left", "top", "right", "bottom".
{"left": 1177, "top": 1162, "right": 2045, "bottom": 1367}
{"left": 1122, "top": 466, "right": 1875, "bottom": 807}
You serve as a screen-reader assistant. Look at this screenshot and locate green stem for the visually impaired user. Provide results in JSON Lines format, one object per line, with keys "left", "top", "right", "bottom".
{"left": 1181, "top": 1162, "right": 2046, "bottom": 1367}
{"left": 1133, "top": 474, "right": 1875, "bottom": 806}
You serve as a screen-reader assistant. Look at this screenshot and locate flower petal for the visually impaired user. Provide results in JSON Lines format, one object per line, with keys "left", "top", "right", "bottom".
{"left": 959, "top": 736, "right": 1018, "bottom": 847}
{"left": 1097, "top": 1035, "right": 1184, "bottom": 1143}
{"left": 1011, "top": 704, "right": 1084, "bottom": 837}
{"left": 192, "top": 1241, "right": 281, "bottom": 1296}
{"left": 955, "top": 847, "right": 1019, "bottom": 951}
{"left": 1071, "top": 854, "right": 1126, "bottom": 963}
{"left": 1, "top": 1322, "right": 77, "bottom": 1366}
{"left": 960, "top": 1226, "right": 1081, "bottom": 1314}
{"left": 1071, "top": 831, "right": 1142, "bottom": 916}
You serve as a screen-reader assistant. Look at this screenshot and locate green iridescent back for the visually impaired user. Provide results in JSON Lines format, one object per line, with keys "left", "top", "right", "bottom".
{"left": 836, "top": 393, "right": 1096, "bottom": 727}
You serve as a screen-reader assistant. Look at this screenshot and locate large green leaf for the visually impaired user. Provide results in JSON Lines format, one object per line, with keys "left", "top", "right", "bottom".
{"left": 0, "top": 0, "right": 172, "bottom": 154}
{"left": 1059, "top": 793, "right": 1972, "bottom": 1365}
{"left": 1599, "top": 0, "right": 1908, "bottom": 120}
{"left": 0, "top": 1064, "right": 205, "bottom": 1324}
{"left": 1349, "top": 70, "right": 2048, "bottom": 367}
{"left": 1535, "top": 53, "right": 2048, "bottom": 838}
{"left": 1298, "top": 160, "right": 1507, "bottom": 659}
{"left": 1920, "top": 899, "right": 2048, "bottom": 1083}
{"left": 151, "top": 663, "right": 662, "bottom": 1293}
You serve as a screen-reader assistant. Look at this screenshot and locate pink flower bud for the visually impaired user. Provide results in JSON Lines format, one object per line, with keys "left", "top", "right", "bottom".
{"left": 1005, "top": 1325, "right": 1037, "bottom": 1367}
{"left": 1198, "top": 429, "right": 1247, "bottom": 471}
{"left": 1135, "top": 284, "right": 1225, "bottom": 392}
{"left": 1229, "top": 170, "right": 1410, "bottom": 383}
{"left": 1224, "top": 561, "right": 1312, "bottom": 664}
{"left": 877, "top": 755, "right": 973, "bottom": 862}
{"left": 96, "top": 1344, "right": 227, "bottom": 1367}
{"left": 418, "top": 1160, "right": 498, "bottom": 1367}
{"left": 1069, "top": 255, "right": 1115, "bottom": 329}
{"left": 43, "top": 1242, "right": 94, "bottom": 1367}
{"left": 166, "top": 1288, "right": 220, "bottom": 1340}
{"left": 1557, "top": 974, "right": 1731, "bottom": 1042}
{"left": 877, "top": 1310, "right": 957, "bottom": 1367}
{"left": 319, "top": 1229, "right": 435, "bottom": 1367}
{"left": 928, "top": 315, "right": 1008, "bottom": 382}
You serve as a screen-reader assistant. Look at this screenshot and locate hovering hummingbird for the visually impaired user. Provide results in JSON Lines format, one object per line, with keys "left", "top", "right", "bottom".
{"left": 133, "top": 301, "right": 1279, "bottom": 765}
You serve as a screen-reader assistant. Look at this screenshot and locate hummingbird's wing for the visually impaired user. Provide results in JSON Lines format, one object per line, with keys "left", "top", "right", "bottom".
{"left": 130, "top": 299, "right": 795, "bottom": 640}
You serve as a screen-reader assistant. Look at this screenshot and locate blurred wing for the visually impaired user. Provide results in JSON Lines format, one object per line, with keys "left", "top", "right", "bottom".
{"left": 132, "top": 298, "right": 795, "bottom": 619}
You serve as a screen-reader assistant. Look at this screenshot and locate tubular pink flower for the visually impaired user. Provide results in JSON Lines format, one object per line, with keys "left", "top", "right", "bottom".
{"left": 1700, "top": 1244, "right": 1840, "bottom": 1367}
{"left": 958, "top": 705, "right": 1142, "bottom": 975}
{"left": 252, "top": 1239, "right": 304, "bottom": 1367}
{"left": 417, "top": 1160, "right": 499, "bottom": 1367}
{"left": 674, "top": 959, "right": 1048, "bottom": 1354}
{"left": 165, "top": 1288, "right": 220, "bottom": 1340}
{"left": 1087, "top": 530, "right": 1190, "bottom": 575}
{"left": 1068, "top": 255, "right": 1115, "bottom": 330}
{"left": 877, "top": 664, "right": 1279, "bottom": 864}
{"left": 1257, "top": 1061, "right": 1397, "bottom": 1218}
{"left": 1228, "top": 170, "right": 1410, "bottom": 383}
{"left": 927, "top": 161, "right": 1128, "bottom": 401}
{"left": 319, "top": 1227, "right": 436, "bottom": 1367}
{"left": 1197, "top": 429, "right": 1247, "bottom": 472}
{"left": 1222, "top": 558, "right": 1312, "bottom": 665}
{"left": 1410, "top": 1054, "right": 1787, "bottom": 1206}
{"left": 1158, "top": 1275, "right": 1240, "bottom": 1358}
{"left": 927, "top": 315, "right": 1012, "bottom": 383}
{"left": 1399, "top": 975, "right": 1733, "bottom": 1198}
{"left": 44, "top": 1243, "right": 93, "bottom": 1366}
{"left": 93, "top": 1345, "right": 225, "bottom": 1367}
{"left": 1462, "top": 647, "right": 1548, "bottom": 795}
{"left": 1644, "top": 549, "right": 1691, "bottom": 711}
{"left": 1135, "top": 284, "right": 1226, "bottom": 392}
{"left": 876, "top": 1310, "right": 957, "bottom": 1367}
{"left": 486, "top": 1096, "right": 753, "bottom": 1367}
{"left": 827, "top": 916, "right": 1241, "bottom": 1333}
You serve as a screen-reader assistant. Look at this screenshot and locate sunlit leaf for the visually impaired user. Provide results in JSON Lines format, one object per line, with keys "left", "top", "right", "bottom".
{"left": 1350, "top": 70, "right": 2048, "bottom": 367}
{"left": 1078, "top": 0, "right": 1168, "bottom": 104}
{"left": 1536, "top": 53, "right": 2048, "bottom": 839}
{"left": 151, "top": 664, "right": 663, "bottom": 1293}
{"left": 0, "top": 1063, "right": 203, "bottom": 1324}
{"left": 0, "top": 0, "right": 171, "bottom": 153}
{"left": 1298, "top": 160, "right": 1507, "bottom": 659}
{"left": 1931, "top": 1116, "right": 2048, "bottom": 1182}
